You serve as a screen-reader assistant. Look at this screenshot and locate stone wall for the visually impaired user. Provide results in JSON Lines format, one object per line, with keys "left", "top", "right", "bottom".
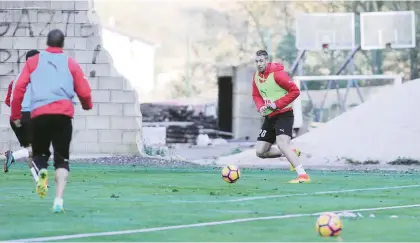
{"left": 0, "top": 1, "right": 143, "bottom": 155}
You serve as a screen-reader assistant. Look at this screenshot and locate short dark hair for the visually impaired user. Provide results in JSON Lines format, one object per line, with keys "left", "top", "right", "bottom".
{"left": 47, "top": 29, "right": 65, "bottom": 48}
{"left": 256, "top": 50, "right": 269, "bottom": 59}
{"left": 26, "top": 50, "right": 39, "bottom": 60}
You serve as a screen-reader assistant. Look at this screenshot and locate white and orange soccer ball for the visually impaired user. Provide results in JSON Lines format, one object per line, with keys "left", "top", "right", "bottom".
{"left": 221, "top": 165, "right": 240, "bottom": 183}
{"left": 315, "top": 212, "right": 343, "bottom": 237}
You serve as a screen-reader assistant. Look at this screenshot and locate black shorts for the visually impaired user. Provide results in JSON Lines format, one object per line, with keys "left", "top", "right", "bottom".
{"left": 10, "top": 111, "right": 32, "bottom": 147}
{"left": 257, "top": 110, "right": 294, "bottom": 144}
{"left": 31, "top": 114, "right": 73, "bottom": 171}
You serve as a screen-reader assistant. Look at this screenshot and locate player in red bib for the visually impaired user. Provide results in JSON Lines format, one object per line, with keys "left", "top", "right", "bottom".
{"left": 3, "top": 50, "right": 40, "bottom": 183}
{"left": 11, "top": 29, "right": 92, "bottom": 212}
{"left": 252, "top": 50, "right": 310, "bottom": 183}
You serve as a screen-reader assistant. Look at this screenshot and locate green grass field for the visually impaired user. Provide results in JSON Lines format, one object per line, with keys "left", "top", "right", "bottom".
{"left": 1, "top": 162, "right": 420, "bottom": 242}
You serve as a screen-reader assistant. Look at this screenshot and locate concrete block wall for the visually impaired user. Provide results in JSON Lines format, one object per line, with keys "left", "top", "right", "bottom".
{"left": 0, "top": 1, "right": 143, "bottom": 155}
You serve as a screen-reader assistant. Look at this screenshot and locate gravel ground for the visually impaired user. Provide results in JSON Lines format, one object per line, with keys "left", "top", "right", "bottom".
{"left": 75, "top": 155, "right": 209, "bottom": 168}
{"left": 71, "top": 155, "right": 420, "bottom": 173}
{"left": 10, "top": 141, "right": 419, "bottom": 172}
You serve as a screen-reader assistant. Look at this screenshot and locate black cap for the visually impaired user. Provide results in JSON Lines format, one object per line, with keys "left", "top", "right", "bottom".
{"left": 26, "top": 50, "right": 40, "bottom": 60}
{"left": 47, "top": 29, "right": 65, "bottom": 48}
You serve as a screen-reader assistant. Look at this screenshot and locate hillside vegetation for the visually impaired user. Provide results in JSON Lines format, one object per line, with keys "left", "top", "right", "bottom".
{"left": 94, "top": 1, "right": 420, "bottom": 100}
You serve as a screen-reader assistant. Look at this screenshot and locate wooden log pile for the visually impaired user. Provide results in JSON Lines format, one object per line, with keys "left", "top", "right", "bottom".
{"left": 141, "top": 103, "right": 225, "bottom": 144}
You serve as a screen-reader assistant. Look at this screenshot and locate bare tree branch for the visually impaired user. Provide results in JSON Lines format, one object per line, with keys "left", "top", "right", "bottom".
{"left": 237, "top": 2, "right": 268, "bottom": 50}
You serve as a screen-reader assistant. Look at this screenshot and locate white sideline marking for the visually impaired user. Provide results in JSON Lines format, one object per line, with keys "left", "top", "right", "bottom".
{"left": 206, "top": 209, "right": 259, "bottom": 214}
{"left": 11, "top": 204, "right": 420, "bottom": 242}
{"left": 173, "top": 184, "right": 420, "bottom": 203}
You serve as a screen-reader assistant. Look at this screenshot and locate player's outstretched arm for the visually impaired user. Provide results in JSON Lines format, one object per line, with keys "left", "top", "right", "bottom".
{"left": 252, "top": 76, "right": 265, "bottom": 111}
{"left": 273, "top": 71, "right": 300, "bottom": 110}
{"left": 69, "top": 57, "right": 93, "bottom": 110}
{"left": 5, "top": 80, "right": 13, "bottom": 107}
{"left": 10, "top": 63, "right": 31, "bottom": 121}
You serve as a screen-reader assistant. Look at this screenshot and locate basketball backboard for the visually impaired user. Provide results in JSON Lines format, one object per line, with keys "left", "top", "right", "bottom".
{"left": 295, "top": 13, "right": 355, "bottom": 51}
{"left": 360, "top": 11, "right": 416, "bottom": 50}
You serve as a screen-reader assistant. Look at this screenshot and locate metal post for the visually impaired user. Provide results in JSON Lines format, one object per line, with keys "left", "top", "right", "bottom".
{"left": 299, "top": 59, "right": 314, "bottom": 105}
{"left": 342, "top": 46, "right": 363, "bottom": 104}
{"left": 345, "top": 50, "right": 356, "bottom": 109}
{"left": 353, "top": 79, "right": 365, "bottom": 103}
{"left": 318, "top": 46, "right": 361, "bottom": 121}
{"left": 296, "top": 52, "right": 316, "bottom": 121}
{"left": 290, "top": 50, "right": 306, "bottom": 76}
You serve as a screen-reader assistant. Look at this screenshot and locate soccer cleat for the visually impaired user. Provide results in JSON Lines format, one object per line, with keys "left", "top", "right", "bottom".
{"left": 53, "top": 204, "right": 65, "bottom": 213}
{"left": 36, "top": 169, "right": 49, "bottom": 199}
{"left": 3, "top": 150, "right": 15, "bottom": 173}
{"left": 288, "top": 174, "right": 311, "bottom": 184}
{"left": 289, "top": 148, "right": 302, "bottom": 172}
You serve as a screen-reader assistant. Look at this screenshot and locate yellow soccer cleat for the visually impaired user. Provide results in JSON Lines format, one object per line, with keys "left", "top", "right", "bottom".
{"left": 288, "top": 174, "right": 311, "bottom": 184}
{"left": 36, "top": 169, "right": 49, "bottom": 199}
{"left": 289, "top": 148, "right": 302, "bottom": 172}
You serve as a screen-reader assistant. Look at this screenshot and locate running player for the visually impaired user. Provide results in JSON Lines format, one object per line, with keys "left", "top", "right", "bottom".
{"left": 3, "top": 50, "right": 40, "bottom": 183}
{"left": 252, "top": 50, "right": 310, "bottom": 183}
{"left": 11, "top": 29, "right": 93, "bottom": 212}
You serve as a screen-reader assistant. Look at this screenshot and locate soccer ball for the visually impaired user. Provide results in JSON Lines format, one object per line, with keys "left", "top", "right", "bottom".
{"left": 315, "top": 212, "right": 342, "bottom": 237}
{"left": 221, "top": 165, "right": 240, "bottom": 183}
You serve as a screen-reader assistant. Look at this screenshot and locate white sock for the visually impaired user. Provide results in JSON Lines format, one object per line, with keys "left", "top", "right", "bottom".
{"left": 54, "top": 198, "right": 63, "bottom": 206}
{"left": 295, "top": 165, "right": 307, "bottom": 176}
{"left": 12, "top": 148, "right": 29, "bottom": 160}
{"left": 30, "top": 167, "right": 39, "bottom": 182}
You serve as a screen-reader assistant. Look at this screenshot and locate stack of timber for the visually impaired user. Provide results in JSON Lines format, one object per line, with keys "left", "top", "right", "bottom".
{"left": 141, "top": 103, "right": 228, "bottom": 144}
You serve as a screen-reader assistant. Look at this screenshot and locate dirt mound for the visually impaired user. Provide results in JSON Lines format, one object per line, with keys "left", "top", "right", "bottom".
{"left": 293, "top": 79, "right": 420, "bottom": 165}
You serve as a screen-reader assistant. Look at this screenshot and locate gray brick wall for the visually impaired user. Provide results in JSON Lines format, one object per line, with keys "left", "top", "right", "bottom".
{"left": 0, "top": 1, "right": 143, "bottom": 155}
